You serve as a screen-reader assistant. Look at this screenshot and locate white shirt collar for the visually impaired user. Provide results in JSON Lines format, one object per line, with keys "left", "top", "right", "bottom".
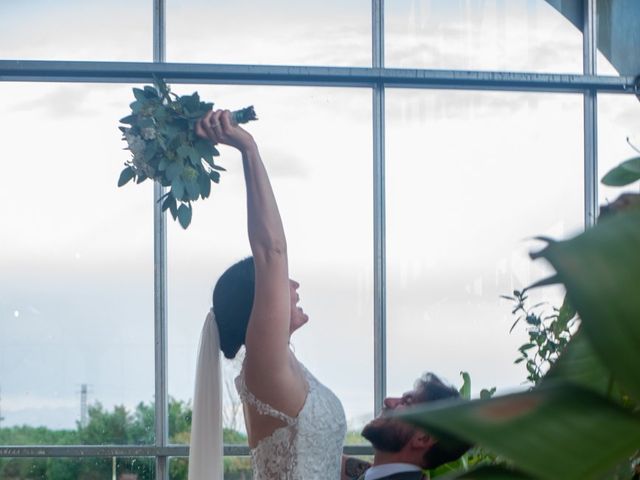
{"left": 364, "top": 463, "right": 421, "bottom": 480}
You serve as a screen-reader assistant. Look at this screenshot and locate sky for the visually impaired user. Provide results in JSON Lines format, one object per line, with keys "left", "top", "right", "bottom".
{"left": 1, "top": 0, "right": 639, "bottom": 438}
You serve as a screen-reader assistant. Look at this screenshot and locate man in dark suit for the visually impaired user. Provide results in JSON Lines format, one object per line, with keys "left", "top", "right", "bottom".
{"left": 355, "top": 372, "right": 471, "bottom": 480}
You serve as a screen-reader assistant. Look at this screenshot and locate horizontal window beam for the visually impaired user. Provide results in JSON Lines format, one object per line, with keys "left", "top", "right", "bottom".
{"left": 0, "top": 444, "right": 372, "bottom": 458}
{"left": 0, "top": 60, "right": 636, "bottom": 93}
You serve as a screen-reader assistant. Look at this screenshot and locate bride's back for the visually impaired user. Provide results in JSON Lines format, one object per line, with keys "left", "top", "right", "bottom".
{"left": 236, "top": 360, "right": 346, "bottom": 480}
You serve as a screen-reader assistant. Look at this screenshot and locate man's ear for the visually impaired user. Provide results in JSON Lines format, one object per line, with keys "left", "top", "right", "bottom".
{"left": 410, "top": 431, "right": 437, "bottom": 451}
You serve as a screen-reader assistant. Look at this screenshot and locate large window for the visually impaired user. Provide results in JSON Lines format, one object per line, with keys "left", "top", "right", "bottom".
{"left": 1, "top": 1, "right": 637, "bottom": 479}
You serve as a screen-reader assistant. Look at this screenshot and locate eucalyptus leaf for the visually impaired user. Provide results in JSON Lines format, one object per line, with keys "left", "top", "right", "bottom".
{"left": 144, "top": 141, "right": 158, "bottom": 161}
{"left": 209, "top": 170, "right": 221, "bottom": 183}
{"left": 177, "top": 203, "right": 192, "bottom": 229}
{"left": 119, "top": 115, "right": 136, "bottom": 125}
{"left": 171, "top": 177, "right": 185, "bottom": 201}
{"left": 117, "top": 166, "right": 135, "bottom": 187}
{"left": 198, "top": 173, "right": 211, "bottom": 199}
{"left": 161, "top": 194, "right": 176, "bottom": 213}
{"left": 165, "top": 161, "right": 182, "bottom": 182}
{"left": 176, "top": 145, "right": 192, "bottom": 161}
{"left": 187, "top": 147, "right": 201, "bottom": 166}
{"left": 133, "top": 88, "right": 147, "bottom": 102}
{"left": 143, "top": 85, "right": 159, "bottom": 97}
{"left": 195, "top": 139, "right": 217, "bottom": 159}
{"left": 168, "top": 198, "right": 178, "bottom": 220}
{"left": 185, "top": 180, "right": 200, "bottom": 201}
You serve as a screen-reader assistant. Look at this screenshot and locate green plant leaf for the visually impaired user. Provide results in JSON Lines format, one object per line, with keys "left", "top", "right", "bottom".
{"left": 195, "top": 139, "right": 217, "bottom": 160}
{"left": 143, "top": 85, "right": 159, "bottom": 97}
{"left": 198, "top": 173, "right": 211, "bottom": 199}
{"left": 119, "top": 115, "right": 136, "bottom": 125}
{"left": 479, "top": 388, "right": 496, "bottom": 400}
{"left": 185, "top": 180, "right": 200, "bottom": 201}
{"left": 171, "top": 177, "right": 185, "bottom": 201}
{"left": 165, "top": 161, "right": 182, "bottom": 182}
{"left": 161, "top": 194, "right": 176, "bottom": 215}
{"left": 438, "top": 464, "right": 533, "bottom": 479}
{"left": 530, "top": 208, "right": 640, "bottom": 400}
{"left": 176, "top": 145, "right": 192, "bottom": 161}
{"left": 117, "top": 166, "right": 135, "bottom": 187}
{"left": 209, "top": 170, "right": 221, "bottom": 183}
{"left": 132, "top": 87, "right": 147, "bottom": 102}
{"left": 399, "top": 383, "right": 640, "bottom": 480}
{"left": 601, "top": 156, "right": 640, "bottom": 186}
{"left": 177, "top": 203, "right": 192, "bottom": 229}
{"left": 168, "top": 198, "right": 178, "bottom": 220}
{"left": 459, "top": 372, "right": 471, "bottom": 400}
{"left": 544, "top": 330, "right": 612, "bottom": 397}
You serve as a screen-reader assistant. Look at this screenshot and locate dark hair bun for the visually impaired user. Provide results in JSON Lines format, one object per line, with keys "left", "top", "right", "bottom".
{"left": 212, "top": 257, "right": 255, "bottom": 359}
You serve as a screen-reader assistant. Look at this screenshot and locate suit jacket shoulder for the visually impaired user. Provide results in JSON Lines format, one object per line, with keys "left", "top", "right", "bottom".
{"left": 358, "top": 471, "right": 426, "bottom": 480}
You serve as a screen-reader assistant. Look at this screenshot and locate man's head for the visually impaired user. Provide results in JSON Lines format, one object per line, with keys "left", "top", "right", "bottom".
{"left": 361, "top": 372, "right": 471, "bottom": 470}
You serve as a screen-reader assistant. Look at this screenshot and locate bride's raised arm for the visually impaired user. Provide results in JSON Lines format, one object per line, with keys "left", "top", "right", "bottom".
{"left": 196, "top": 109, "right": 296, "bottom": 384}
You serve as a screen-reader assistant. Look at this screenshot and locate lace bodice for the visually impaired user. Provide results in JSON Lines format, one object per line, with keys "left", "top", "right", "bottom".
{"left": 235, "top": 361, "right": 347, "bottom": 480}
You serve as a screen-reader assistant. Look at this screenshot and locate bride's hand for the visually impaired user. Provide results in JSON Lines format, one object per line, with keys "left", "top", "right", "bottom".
{"left": 195, "top": 109, "right": 257, "bottom": 154}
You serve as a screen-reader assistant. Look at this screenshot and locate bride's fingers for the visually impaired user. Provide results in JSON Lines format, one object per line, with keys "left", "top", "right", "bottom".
{"left": 199, "top": 110, "right": 219, "bottom": 144}
{"left": 220, "top": 110, "right": 234, "bottom": 133}
{"left": 194, "top": 117, "right": 208, "bottom": 139}
{"left": 209, "top": 110, "right": 224, "bottom": 140}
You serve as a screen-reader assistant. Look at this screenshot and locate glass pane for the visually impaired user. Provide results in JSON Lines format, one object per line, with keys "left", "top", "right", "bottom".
{"left": 0, "top": 0, "right": 151, "bottom": 61}
{"left": 598, "top": 94, "right": 640, "bottom": 208}
{"left": 386, "top": 0, "right": 582, "bottom": 73}
{"left": 167, "top": 0, "right": 371, "bottom": 66}
{"left": 596, "top": 0, "right": 640, "bottom": 76}
{"left": 0, "top": 83, "right": 154, "bottom": 444}
{"left": 167, "top": 86, "right": 374, "bottom": 441}
{"left": 170, "top": 456, "right": 252, "bottom": 480}
{"left": 386, "top": 90, "right": 583, "bottom": 397}
{"left": 0, "top": 457, "right": 154, "bottom": 479}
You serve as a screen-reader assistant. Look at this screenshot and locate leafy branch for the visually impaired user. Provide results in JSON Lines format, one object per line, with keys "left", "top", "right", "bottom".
{"left": 502, "top": 290, "right": 577, "bottom": 385}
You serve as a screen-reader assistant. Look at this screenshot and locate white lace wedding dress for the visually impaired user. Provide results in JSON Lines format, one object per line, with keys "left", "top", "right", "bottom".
{"left": 235, "top": 362, "right": 347, "bottom": 480}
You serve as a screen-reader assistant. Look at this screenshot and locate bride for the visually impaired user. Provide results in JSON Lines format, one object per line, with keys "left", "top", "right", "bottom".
{"left": 189, "top": 109, "right": 347, "bottom": 479}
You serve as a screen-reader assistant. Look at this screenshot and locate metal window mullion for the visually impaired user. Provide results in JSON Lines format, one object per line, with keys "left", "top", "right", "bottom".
{"left": 153, "top": 0, "right": 169, "bottom": 479}
{"left": 0, "top": 61, "right": 636, "bottom": 93}
{"left": 583, "top": 0, "right": 598, "bottom": 228}
{"left": 372, "top": 0, "right": 386, "bottom": 416}
{"left": 0, "top": 444, "right": 373, "bottom": 458}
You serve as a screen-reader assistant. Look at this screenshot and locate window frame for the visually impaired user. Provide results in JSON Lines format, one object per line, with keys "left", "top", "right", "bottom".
{"left": 0, "top": 0, "right": 637, "bottom": 478}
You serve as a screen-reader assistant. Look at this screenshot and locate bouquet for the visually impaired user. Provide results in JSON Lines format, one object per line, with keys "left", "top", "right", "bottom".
{"left": 118, "top": 77, "right": 257, "bottom": 228}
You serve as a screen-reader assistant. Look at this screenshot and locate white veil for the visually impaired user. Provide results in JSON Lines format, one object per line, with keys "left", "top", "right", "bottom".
{"left": 188, "top": 311, "right": 223, "bottom": 480}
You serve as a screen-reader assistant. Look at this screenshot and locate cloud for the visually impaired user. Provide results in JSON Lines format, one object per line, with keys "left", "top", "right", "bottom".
{"left": 9, "top": 86, "right": 94, "bottom": 118}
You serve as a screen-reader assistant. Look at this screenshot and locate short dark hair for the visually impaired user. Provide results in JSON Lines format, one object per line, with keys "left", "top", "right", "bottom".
{"left": 212, "top": 257, "right": 255, "bottom": 359}
{"left": 415, "top": 373, "right": 473, "bottom": 470}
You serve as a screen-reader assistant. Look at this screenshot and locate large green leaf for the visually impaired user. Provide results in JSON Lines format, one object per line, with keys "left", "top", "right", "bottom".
{"left": 531, "top": 209, "right": 640, "bottom": 399}
{"left": 544, "top": 329, "right": 612, "bottom": 397}
{"left": 601, "top": 157, "right": 640, "bottom": 186}
{"left": 398, "top": 383, "right": 640, "bottom": 480}
{"left": 439, "top": 465, "right": 532, "bottom": 479}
